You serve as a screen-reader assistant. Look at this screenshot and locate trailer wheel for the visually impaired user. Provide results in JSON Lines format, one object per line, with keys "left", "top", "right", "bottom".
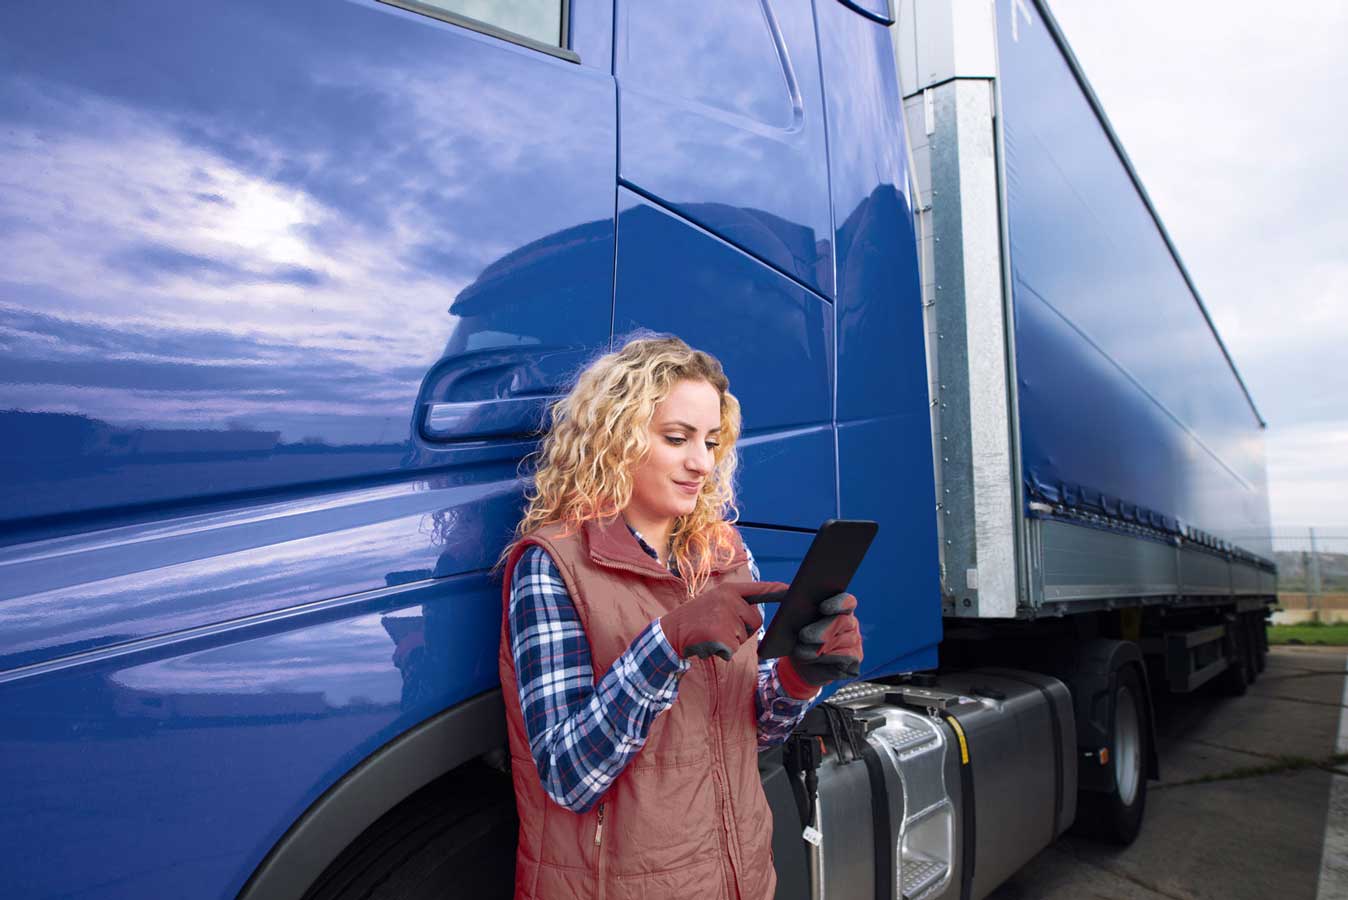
{"left": 1219, "top": 617, "right": 1252, "bottom": 695}
{"left": 1077, "top": 666, "right": 1148, "bottom": 845}
{"left": 302, "top": 759, "right": 517, "bottom": 900}
{"left": 1248, "top": 612, "right": 1267, "bottom": 674}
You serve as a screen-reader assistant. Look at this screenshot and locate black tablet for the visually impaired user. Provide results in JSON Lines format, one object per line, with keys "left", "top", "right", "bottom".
{"left": 756, "top": 519, "right": 878, "bottom": 660}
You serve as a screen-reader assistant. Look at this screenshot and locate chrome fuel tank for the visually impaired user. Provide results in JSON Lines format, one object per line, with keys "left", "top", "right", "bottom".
{"left": 800, "top": 670, "right": 1074, "bottom": 900}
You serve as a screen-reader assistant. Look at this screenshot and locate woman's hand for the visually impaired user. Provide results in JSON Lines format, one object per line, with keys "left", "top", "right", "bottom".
{"left": 779, "top": 592, "right": 863, "bottom": 690}
{"left": 660, "top": 580, "right": 787, "bottom": 660}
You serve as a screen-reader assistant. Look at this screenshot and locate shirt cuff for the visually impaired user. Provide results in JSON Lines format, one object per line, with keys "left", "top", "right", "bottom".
{"left": 626, "top": 620, "right": 691, "bottom": 703}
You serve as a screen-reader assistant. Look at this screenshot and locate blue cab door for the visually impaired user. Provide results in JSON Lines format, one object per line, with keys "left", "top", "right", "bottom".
{"left": 612, "top": 0, "right": 942, "bottom": 677}
{"left": 612, "top": 0, "right": 838, "bottom": 537}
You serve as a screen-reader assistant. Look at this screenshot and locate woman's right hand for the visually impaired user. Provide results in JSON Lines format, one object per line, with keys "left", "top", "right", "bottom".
{"left": 660, "top": 581, "right": 787, "bottom": 660}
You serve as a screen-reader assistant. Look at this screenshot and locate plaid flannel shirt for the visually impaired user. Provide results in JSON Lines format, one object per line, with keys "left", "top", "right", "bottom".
{"left": 507, "top": 525, "right": 818, "bottom": 813}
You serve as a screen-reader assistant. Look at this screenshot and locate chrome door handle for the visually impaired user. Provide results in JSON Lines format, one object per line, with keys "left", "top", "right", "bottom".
{"left": 421, "top": 396, "right": 550, "bottom": 441}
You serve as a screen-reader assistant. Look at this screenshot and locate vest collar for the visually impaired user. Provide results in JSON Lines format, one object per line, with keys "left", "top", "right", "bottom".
{"left": 583, "top": 516, "right": 748, "bottom": 579}
{"left": 584, "top": 515, "right": 672, "bottom": 578}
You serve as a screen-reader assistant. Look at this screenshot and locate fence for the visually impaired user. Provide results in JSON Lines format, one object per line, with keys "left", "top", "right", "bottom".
{"left": 1268, "top": 527, "right": 1348, "bottom": 623}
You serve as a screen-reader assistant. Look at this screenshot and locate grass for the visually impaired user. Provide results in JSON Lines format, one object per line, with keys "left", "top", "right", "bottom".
{"left": 1269, "top": 621, "right": 1348, "bottom": 646}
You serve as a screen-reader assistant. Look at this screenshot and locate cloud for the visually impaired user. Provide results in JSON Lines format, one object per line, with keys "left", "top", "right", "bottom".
{"left": 1265, "top": 423, "right": 1348, "bottom": 530}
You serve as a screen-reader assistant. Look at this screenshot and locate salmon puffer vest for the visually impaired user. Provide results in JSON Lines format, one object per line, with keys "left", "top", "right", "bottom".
{"left": 498, "top": 515, "right": 776, "bottom": 900}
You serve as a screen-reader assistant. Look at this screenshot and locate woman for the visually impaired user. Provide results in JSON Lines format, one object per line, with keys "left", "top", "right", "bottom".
{"left": 498, "top": 335, "right": 863, "bottom": 900}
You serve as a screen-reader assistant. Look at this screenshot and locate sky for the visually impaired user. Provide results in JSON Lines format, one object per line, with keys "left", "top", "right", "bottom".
{"left": 1044, "top": 1, "right": 1348, "bottom": 541}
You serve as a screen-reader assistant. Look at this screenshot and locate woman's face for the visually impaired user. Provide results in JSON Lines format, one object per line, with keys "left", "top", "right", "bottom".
{"left": 627, "top": 378, "right": 723, "bottom": 526}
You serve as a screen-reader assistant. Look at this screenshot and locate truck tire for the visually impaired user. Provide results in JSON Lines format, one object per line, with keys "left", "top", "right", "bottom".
{"left": 302, "top": 759, "right": 517, "bottom": 900}
{"left": 1219, "top": 617, "right": 1251, "bottom": 696}
{"left": 1249, "top": 612, "right": 1267, "bottom": 674}
{"left": 1076, "top": 666, "right": 1148, "bottom": 845}
{"left": 1242, "top": 621, "right": 1257, "bottom": 685}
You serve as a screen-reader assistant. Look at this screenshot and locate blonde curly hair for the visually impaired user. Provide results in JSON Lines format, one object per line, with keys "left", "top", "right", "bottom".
{"left": 505, "top": 334, "right": 742, "bottom": 594}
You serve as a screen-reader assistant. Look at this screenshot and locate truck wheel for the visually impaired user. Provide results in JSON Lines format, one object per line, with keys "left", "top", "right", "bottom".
{"left": 1219, "top": 618, "right": 1251, "bottom": 696}
{"left": 1077, "top": 666, "right": 1148, "bottom": 845}
{"left": 1249, "top": 613, "right": 1267, "bottom": 674}
{"left": 1243, "top": 622, "right": 1257, "bottom": 685}
{"left": 302, "top": 759, "right": 517, "bottom": 900}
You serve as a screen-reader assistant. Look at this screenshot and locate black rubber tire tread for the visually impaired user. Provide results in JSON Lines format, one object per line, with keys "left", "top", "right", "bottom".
{"left": 1243, "top": 623, "right": 1257, "bottom": 685}
{"left": 302, "top": 759, "right": 517, "bottom": 900}
{"left": 1219, "top": 619, "right": 1250, "bottom": 696}
{"left": 1074, "top": 666, "right": 1149, "bottom": 846}
{"left": 1250, "top": 612, "right": 1267, "bottom": 674}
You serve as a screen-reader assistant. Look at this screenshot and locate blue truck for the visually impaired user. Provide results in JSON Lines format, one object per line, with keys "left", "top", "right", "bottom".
{"left": 0, "top": 1, "right": 1273, "bottom": 898}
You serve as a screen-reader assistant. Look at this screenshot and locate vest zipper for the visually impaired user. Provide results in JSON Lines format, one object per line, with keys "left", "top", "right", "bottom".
{"left": 704, "top": 659, "right": 744, "bottom": 900}
{"left": 594, "top": 801, "right": 608, "bottom": 900}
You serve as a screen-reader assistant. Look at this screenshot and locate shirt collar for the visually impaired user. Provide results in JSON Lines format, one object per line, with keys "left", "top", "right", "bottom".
{"left": 626, "top": 523, "right": 658, "bottom": 559}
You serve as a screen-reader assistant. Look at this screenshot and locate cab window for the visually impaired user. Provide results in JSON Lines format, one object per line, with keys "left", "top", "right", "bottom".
{"left": 384, "top": 0, "right": 566, "bottom": 51}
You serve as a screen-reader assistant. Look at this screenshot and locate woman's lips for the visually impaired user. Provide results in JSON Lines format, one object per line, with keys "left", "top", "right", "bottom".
{"left": 674, "top": 480, "right": 701, "bottom": 495}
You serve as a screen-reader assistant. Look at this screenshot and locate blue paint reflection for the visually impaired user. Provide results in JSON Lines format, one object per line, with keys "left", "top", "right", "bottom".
{"left": 816, "top": 0, "right": 941, "bottom": 673}
{"left": 616, "top": 0, "right": 835, "bottom": 295}
{"left": 0, "top": 0, "right": 627, "bottom": 896}
{"left": 0, "top": 573, "right": 503, "bottom": 897}
{"left": 0, "top": 0, "right": 615, "bottom": 528}
{"left": 0, "top": 475, "right": 523, "bottom": 671}
{"left": 4, "top": 562, "right": 501, "bottom": 744}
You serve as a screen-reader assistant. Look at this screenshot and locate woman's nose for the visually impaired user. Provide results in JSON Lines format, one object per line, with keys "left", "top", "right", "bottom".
{"left": 686, "top": 445, "right": 712, "bottom": 474}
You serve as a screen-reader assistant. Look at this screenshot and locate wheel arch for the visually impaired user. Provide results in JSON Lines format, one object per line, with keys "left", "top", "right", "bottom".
{"left": 1059, "top": 638, "right": 1160, "bottom": 792}
{"left": 237, "top": 689, "right": 508, "bottom": 900}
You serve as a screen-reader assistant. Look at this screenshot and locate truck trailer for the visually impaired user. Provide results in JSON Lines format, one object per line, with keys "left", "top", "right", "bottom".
{"left": 0, "top": 1, "right": 1273, "bottom": 898}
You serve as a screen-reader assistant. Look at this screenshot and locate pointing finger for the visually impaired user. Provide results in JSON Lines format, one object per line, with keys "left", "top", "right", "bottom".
{"left": 739, "top": 581, "right": 790, "bottom": 601}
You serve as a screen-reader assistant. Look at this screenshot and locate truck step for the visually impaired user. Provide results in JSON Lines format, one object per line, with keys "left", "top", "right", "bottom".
{"left": 900, "top": 853, "right": 948, "bottom": 899}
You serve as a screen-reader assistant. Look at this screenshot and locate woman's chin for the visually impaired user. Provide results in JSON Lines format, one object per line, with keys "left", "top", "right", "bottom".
{"left": 669, "top": 497, "right": 698, "bottom": 517}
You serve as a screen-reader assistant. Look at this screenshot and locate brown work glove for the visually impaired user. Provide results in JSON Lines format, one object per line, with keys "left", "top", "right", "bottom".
{"left": 660, "top": 580, "right": 787, "bottom": 661}
{"left": 777, "top": 593, "right": 863, "bottom": 698}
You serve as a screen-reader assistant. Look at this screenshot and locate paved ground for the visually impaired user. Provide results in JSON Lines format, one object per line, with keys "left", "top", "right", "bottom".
{"left": 987, "top": 645, "right": 1348, "bottom": 900}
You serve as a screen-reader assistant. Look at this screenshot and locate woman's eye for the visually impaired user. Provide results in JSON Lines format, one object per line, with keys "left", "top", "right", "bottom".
{"left": 664, "top": 435, "right": 717, "bottom": 449}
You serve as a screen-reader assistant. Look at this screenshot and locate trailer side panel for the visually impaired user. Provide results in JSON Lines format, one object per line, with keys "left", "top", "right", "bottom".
{"left": 997, "top": 2, "right": 1273, "bottom": 562}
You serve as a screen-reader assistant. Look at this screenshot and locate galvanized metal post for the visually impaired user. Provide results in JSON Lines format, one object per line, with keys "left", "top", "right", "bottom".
{"left": 1309, "top": 527, "right": 1323, "bottom": 603}
{"left": 1302, "top": 549, "right": 1313, "bottom": 609}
